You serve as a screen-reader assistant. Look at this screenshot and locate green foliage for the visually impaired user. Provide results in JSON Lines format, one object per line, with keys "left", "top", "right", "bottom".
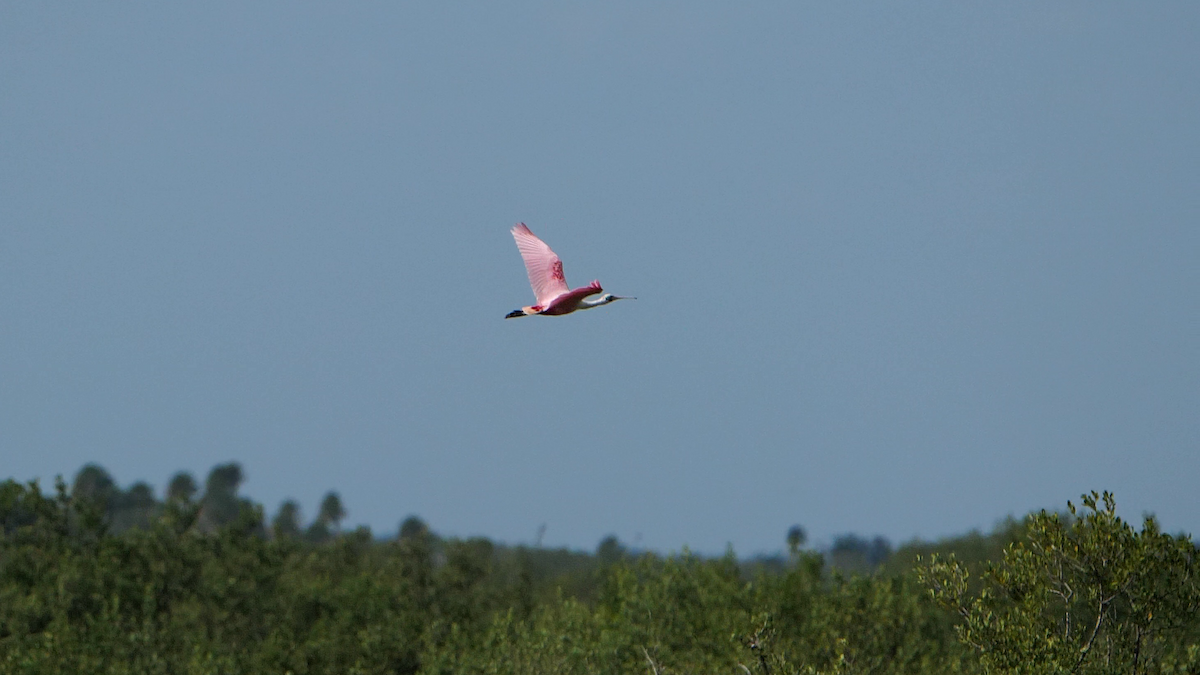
{"left": 827, "top": 534, "right": 893, "bottom": 575}
{"left": 888, "top": 516, "right": 1025, "bottom": 580}
{"left": 166, "top": 472, "right": 198, "bottom": 503}
{"left": 3, "top": 467, "right": 1197, "bottom": 675}
{"left": 423, "top": 547, "right": 967, "bottom": 675}
{"left": 198, "top": 463, "right": 253, "bottom": 533}
{"left": 272, "top": 499, "right": 303, "bottom": 539}
{"left": 317, "top": 492, "right": 346, "bottom": 528}
{"left": 920, "top": 491, "right": 1200, "bottom": 675}
{"left": 70, "top": 464, "right": 116, "bottom": 508}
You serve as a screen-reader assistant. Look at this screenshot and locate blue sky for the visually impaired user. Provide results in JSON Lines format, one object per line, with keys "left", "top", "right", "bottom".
{"left": 2, "top": 3, "right": 1197, "bottom": 554}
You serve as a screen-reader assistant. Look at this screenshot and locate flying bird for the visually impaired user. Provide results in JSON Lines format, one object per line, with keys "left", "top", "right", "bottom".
{"left": 506, "top": 223, "right": 633, "bottom": 319}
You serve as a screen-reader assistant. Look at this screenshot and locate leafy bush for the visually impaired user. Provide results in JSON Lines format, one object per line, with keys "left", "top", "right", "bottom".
{"left": 920, "top": 491, "right": 1200, "bottom": 675}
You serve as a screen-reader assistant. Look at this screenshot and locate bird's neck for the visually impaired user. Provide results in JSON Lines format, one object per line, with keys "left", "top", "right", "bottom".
{"left": 579, "top": 296, "right": 611, "bottom": 310}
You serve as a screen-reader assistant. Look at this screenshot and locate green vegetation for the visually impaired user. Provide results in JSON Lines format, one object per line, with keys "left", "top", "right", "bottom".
{"left": 1, "top": 465, "right": 1196, "bottom": 674}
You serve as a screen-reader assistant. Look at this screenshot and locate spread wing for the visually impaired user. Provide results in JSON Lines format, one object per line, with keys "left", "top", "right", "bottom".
{"left": 511, "top": 223, "right": 569, "bottom": 306}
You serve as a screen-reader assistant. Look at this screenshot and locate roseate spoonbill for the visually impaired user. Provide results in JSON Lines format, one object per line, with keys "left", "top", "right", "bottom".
{"left": 505, "top": 223, "right": 634, "bottom": 319}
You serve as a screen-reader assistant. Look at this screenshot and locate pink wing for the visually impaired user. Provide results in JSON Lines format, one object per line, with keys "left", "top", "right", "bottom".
{"left": 511, "top": 223, "right": 569, "bottom": 306}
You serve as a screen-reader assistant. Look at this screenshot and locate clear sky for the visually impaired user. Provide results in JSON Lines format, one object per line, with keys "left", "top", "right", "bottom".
{"left": 2, "top": 4, "right": 1197, "bottom": 555}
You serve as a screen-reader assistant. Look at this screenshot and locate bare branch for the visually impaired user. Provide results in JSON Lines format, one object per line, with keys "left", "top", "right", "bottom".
{"left": 642, "top": 647, "right": 662, "bottom": 675}
{"left": 1070, "top": 599, "right": 1107, "bottom": 674}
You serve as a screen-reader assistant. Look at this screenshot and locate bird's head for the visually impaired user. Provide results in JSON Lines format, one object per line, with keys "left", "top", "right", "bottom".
{"left": 602, "top": 294, "right": 635, "bottom": 304}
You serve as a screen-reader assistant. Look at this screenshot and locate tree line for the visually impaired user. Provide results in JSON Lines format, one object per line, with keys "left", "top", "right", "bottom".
{"left": 1, "top": 462, "right": 1197, "bottom": 674}
{"left": 68, "top": 462, "right": 351, "bottom": 544}
{"left": 55, "top": 463, "right": 909, "bottom": 571}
